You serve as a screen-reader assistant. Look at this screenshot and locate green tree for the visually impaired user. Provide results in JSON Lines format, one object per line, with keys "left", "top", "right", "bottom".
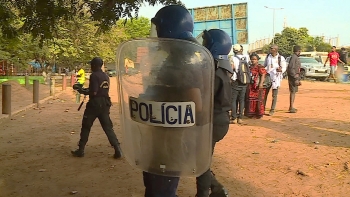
{"left": 0, "top": 15, "right": 151, "bottom": 72}
{"left": 47, "top": 17, "right": 150, "bottom": 69}
{"left": 119, "top": 17, "right": 151, "bottom": 39}
{"left": 304, "top": 36, "right": 324, "bottom": 51}
{"left": 0, "top": 32, "right": 49, "bottom": 71}
{"left": 272, "top": 27, "right": 309, "bottom": 56}
{"left": 263, "top": 27, "right": 334, "bottom": 56}
{"left": 51, "top": 17, "right": 100, "bottom": 68}
{"left": 0, "top": 35, "right": 12, "bottom": 61}
{"left": 0, "top": 0, "right": 165, "bottom": 72}
{"left": 316, "top": 42, "right": 332, "bottom": 52}
{"left": 0, "top": 0, "right": 181, "bottom": 41}
{"left": 0, "top": 1, "right": 18, "bottom": 38}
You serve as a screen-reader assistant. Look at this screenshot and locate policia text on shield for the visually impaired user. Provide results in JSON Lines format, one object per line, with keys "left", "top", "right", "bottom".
{"left": 129, "top": 96, "right": 196, "bottom": 126}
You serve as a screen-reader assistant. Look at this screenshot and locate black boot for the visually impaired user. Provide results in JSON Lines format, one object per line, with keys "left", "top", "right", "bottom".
{"left": 210, "top": 172, "right": 229, "bottom": 197}
{"left": 210, "top": 186, "right": 229, "bottom": 197}
{"left": 196, "top": 170, "right": 212, "bottom": 197}
{"left": 113, "top": 143, "right": 122, "bottom": 159}
{"left": 71, "top": 147, "right": 84, "bottom": 157}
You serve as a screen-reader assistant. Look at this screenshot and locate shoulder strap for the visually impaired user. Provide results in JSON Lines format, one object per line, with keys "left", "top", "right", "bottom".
{"left": 278, "top": 55, "right": 281, "bottom": 67}
{"left": 233, "top": 56, "right": 242, "bottom": 74}
{"left": 235, "top": 54, "right": 248, "bottom": 61}
{"left": 264, "top": 54, "right": 269, "bottom": 67}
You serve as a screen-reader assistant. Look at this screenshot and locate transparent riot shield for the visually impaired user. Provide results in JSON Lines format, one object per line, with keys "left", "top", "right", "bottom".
{"left": 116, "top": 38, "right": 215, "bottom": 177}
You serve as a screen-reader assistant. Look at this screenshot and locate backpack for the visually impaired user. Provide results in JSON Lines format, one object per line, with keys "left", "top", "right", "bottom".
{"left": 255, "top": 65, "right": 272, "bottom": 88}
{"left": 234, "top": 56, "right": 251, "bottom": 84}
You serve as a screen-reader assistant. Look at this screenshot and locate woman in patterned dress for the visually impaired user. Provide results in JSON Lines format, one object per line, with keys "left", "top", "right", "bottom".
{"left": 245, "top": 53, "right": 268, "bottom": 118}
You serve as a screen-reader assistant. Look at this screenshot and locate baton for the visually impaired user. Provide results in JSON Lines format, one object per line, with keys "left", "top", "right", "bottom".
{"left": 77, "top": 95, "right": 87, "bottom": 111}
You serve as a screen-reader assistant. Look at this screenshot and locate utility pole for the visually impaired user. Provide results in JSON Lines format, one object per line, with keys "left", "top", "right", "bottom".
{"left": 283, "top": 17, "right": 287, "bottom": 28}
{"left": 264, "top": 6, "right": 284, "bottom": 44}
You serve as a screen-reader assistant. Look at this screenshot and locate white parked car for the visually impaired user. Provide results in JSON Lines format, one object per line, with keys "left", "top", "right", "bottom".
{"left": 286, "top": 56, "right": 330, "bottom": 80}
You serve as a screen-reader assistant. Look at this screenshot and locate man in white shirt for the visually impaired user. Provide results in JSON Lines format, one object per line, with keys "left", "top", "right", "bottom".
{"left": 263, "top": 44, "right": 287, "bottom": 116}
{"left": 230, "top": 44, "right": 250, "bottom": 124}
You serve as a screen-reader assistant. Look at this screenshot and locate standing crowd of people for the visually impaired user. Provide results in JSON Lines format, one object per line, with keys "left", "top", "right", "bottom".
{"left": 229, "top": 44, "right": 348, "bottom": 123}
{"left": 229, "top": 44, "right": 302, "bottom": 124}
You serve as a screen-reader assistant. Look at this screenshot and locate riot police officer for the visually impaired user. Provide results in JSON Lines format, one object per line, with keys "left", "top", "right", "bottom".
{"left": 116, "top": 5, "right": 215, "bottom": 197}
{"left": 144, "top": 5, "right": 201, "bottom": 197}
{"left": 71, "top": 57, "right": 122, "bottom": 159}
{"left": 198, "top": 29, "right": 232, "bottom": 197}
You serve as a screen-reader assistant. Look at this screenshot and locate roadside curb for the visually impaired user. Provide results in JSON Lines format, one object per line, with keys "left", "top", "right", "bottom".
{"left": 0, "top": 89, "right": 68, "bottom": 124}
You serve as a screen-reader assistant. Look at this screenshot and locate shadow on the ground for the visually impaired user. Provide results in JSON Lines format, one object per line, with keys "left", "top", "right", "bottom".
{"left": 246, "top": 116, "right": 350, "bottom": 148}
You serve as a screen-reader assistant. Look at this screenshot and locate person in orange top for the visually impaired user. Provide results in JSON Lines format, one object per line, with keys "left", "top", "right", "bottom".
{"left": 324, "top": 46, "right": 345, "bottom": 82}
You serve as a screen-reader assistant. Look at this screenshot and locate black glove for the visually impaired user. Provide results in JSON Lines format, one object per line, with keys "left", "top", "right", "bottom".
{"left": 78, "top": 88, "right": 90, "bottom": 95}
{"left": 72, "top": 84, "right": 82, "bottom": 90}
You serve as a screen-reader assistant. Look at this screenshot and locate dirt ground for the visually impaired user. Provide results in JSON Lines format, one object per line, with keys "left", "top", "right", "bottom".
{"left": 0, "top": 77, "right": 350, "bottom": 197}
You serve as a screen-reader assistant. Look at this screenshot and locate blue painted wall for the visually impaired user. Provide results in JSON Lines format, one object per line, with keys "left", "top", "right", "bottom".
{"left": 188, "top": 3, "right": 248, "bottom": 44}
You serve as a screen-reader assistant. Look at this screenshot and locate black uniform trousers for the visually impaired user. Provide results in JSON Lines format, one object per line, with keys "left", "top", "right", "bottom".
{"left": 143, "top": 172, "right": 179, "bottom": 197}
{"left": 142, "top": 121, "right": 230, "bottom": 197}
{"left": 231, "top": 81, "right": 248, "bottom": 119}
{"left": 196, "top": 112, "right": 230, "bottom": 197}
{"left": 78, "top": 97, "right": 119, "bottom": 148}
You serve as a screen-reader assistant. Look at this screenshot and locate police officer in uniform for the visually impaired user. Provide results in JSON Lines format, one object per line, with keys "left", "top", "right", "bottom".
{"left": 71, "top": 57, "right": 122, "bottom": 159}
{"left": 142, "top": 5, "right": 202, "bottom": 197}
{"left": 117, "top": 4, "right": 215, "bottom": 196}
{"left": 197, "top": 29, "right": 232, "bottom": 197}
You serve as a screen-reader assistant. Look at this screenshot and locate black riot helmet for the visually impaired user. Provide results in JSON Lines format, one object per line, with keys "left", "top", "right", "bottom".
{"left": 202, "top": 29, "right": 233, "bottom": 73}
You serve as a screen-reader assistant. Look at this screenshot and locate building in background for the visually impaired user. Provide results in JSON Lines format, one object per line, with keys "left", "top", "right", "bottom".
{"left": 188, "top": 3, "right": 248, "bottom": 46}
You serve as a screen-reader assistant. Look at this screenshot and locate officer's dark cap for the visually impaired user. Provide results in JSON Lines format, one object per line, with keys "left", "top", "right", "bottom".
{"left": 90, "top": 57, "right": 103, "bottom": 67}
